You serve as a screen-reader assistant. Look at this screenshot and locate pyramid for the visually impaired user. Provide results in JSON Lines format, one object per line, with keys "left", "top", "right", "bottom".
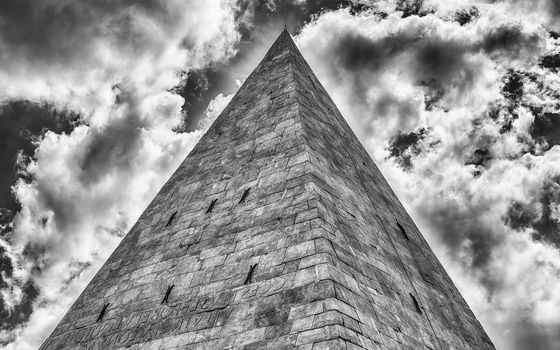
{"left": 40, "top": 29, "right": 495, "bottom": 350}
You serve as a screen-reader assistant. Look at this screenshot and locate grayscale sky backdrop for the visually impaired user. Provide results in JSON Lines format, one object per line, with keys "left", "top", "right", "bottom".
{"left": 0, "top": 1, "right": 559, "bottom": 349}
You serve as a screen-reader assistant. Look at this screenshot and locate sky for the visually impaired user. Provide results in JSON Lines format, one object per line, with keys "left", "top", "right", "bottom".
{"left": 0, "top": 0, "right": 559, "bottom": 349}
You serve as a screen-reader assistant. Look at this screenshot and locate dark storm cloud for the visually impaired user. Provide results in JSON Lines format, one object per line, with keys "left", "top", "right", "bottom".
{"left": 386, "top": 128, "right": 429, "bottom": 170}
{"left": 530, "top": 112, "right": 560, "bottom": 150}
{"left": 495, "top": 67, "right": 560, "bottom": 152}
{"left": 396, "top": 0, "right": 432, "bottom": 18}
{"left": 511, "top": 322, "right": 560, "bottom": 350}
{"left": 506, "top": 201, "right": 539, "bottom": 230}
{"left": 540, "top": 53, "right": 560, "bottom": 72}
{"left": 79, "top": 116, "right": 141, "bottom": 185}
{"left": 0, "top": 100, "right": 79, "bottom": 212}
{"left": 478, "top": 70, "right": 525, "bottom": 135}
{"left": 333, "top": 29, "right": 473, "bottom": 114}
{"left": 0, "top": 0, "right": 168, "bottom": 66}
{"left": 79, "top": 92, "right": 143, "bottom": 186}
{"left": 375, "top": 93, "right": 418, "bottom": 117}
{"left": 420, "top": 80, "right": 445, "bottom": 111}
{"left": 176, "top": 67, "right": 239, "bottom": 132}
{"left": 333, "top": 28, "right": 474, "bottom": 112}
{"left": 335, "top": 32, "right": 396, "bottom": 72}
{"left": 415, "top": 39, "right": 473, "bottom": 86}
{"left": 479, "top": 23, "right": 543, "bottom": 59}
{"left": 421, "top": 203, "right": 505, "bottom": 282}
{"left": 332, "top": 18, "right": 544, "bottom": 97}
{"left": 335, "top": 30, "right": 466, "bottom": 79}
{"left": 465, "top": 149, "right": 492, "bottom": 177}
{"left": 506, "top": 176, "right": 560, "bottom": 247}
{"left": 549, "top": 0, "right": 560, "bottom": 17}
{"left": 0, "top": 217, "right": 38, "bottom": 335}
{"left": 454, "top": 7, "right": 480, "bottom": 26}
{"left": 330, "top": 26, "right": 475, "bottom": 127}
{"left": 0, "top": 280, "right": 38, "bottom": 338}
{"left": 19, "top": 87, "right": 151, "bottom": 233}
{"left": 501, "top": 69, "right": 524, "bottom": 105}
{"left": 0, "top": 247, "right": 13, "bottom": 290}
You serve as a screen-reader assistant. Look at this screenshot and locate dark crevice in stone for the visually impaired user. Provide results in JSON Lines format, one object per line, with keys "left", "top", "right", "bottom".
{"left": 165, "top": 211, "right": 178, "bottom": 227}
{"left": 96, "top": 303, "right": 110, "bottom": 322}
{"left": 161, "top": 285, "right": 175, "bottom": 304}
{"left": 206, "top": 199, "right": 218, "bottom": 214}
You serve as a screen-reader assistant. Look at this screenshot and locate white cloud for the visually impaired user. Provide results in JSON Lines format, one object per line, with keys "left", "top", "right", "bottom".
{"left": 197, "top": 92, "right": 236, "bottom": 131}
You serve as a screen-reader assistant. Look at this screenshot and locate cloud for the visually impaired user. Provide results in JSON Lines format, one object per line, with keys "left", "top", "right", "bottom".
{"left": 506, "top": 175, "right": 560, "bottom": 247}
{"left": 295, "top": 3, "right": 560, "bottom": 349}
{"left": 530, "top": 112, "right": 560, "bottom": 150}
{"left": 480, "top": 23, "right": 543, "bottom": 58}
{"left": 386, "top": 127, "right": 430, "bottom": 170}
{"left": 540, "top": 53, "right": 560, "bottom": 73}
{"left": 0, "top": 100, "right": 79, "bottom": 212}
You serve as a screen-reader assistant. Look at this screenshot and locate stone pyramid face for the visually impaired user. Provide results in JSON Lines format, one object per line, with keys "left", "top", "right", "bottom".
{"left": 40, "top": 29, "right": 495, "bottom": 350}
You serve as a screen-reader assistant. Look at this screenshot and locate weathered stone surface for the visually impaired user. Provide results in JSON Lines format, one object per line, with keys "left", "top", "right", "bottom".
{"left": 40, "top": 29, "right": 495, "bottom": 350}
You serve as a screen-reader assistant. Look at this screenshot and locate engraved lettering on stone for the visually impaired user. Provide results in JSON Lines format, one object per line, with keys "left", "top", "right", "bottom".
{"left": 241, "top": 277, "right": 286, "bottom": 300}
{"left": 54, "top": 292, "right": 234, "bottom": 348}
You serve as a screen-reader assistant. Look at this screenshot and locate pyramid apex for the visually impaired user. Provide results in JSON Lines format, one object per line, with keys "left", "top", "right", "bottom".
{"left": 255, "top": 25, "right": 299, "bottom": 67}
{"left": 276, "top": 26, "right": 293, "bottom": 42}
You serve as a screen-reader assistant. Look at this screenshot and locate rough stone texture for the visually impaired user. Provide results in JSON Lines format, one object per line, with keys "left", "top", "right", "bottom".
{"left": 40, "top": 29, "right": 495, "bottom": 350}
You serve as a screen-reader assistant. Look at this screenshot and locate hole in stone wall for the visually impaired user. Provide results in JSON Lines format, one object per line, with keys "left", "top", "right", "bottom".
{"left": 244, "top": 264, "right": 258, "bottom": 285}
{"left": 239, "top": 188, "right": 251, "bottom": 204}
{"left": 165, "top": 211, "right": 178, "bottom": 227}
{"left": 161, "top": 285, "right": 175, "bottom": 304}
{"left": 396, "top": 221, "right": 409, "bottom": 240}
{"left": 410, "top": 293, "right": 422, "bottom": 314}
{"left": 96, "top": 303, "right": 110, "bottom": 322}
{"left": 206, "top": 199, "right": 218, "bottom": 214}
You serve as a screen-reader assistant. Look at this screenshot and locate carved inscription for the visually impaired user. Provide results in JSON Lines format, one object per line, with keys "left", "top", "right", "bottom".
{"left": 44, "top": 276, "right": 294, "bottom": 350}
{"left": 46, "top": 292, "right": 234, "bottom": 350}
{"left": 239, "top": 277, "right": 287, "bottom": 300}
{"left": 82, "top": 308, "right": 232, "bottom": 350}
